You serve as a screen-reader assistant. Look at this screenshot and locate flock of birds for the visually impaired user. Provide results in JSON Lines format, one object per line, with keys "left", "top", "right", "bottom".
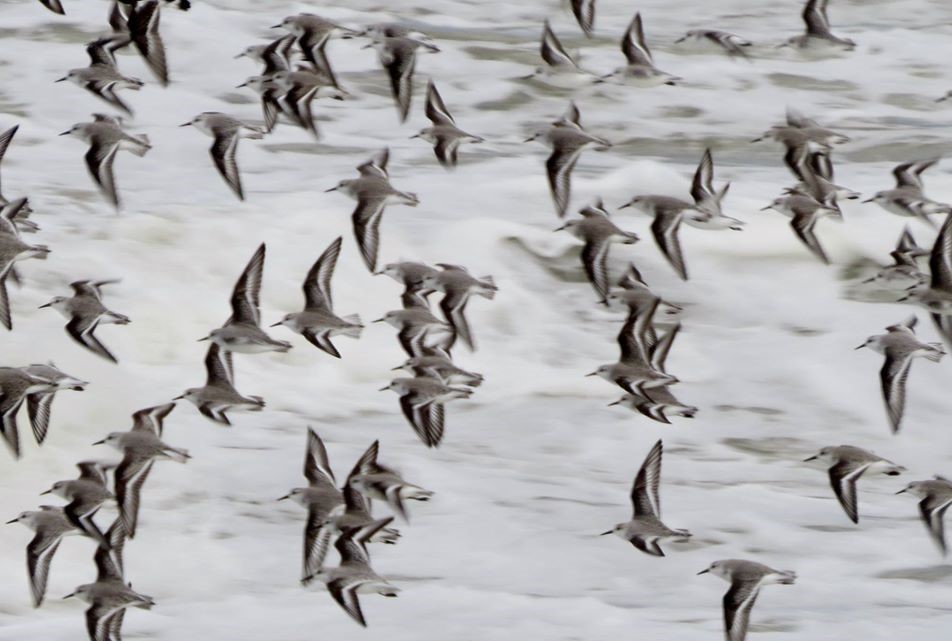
{"left": 4, "top": 0, "right": 952, "bottom": 640}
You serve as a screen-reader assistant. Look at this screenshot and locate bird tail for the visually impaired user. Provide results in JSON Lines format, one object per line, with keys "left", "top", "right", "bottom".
{"left": 341, "top": 314, "right": 363, "bottom": 338}
{"left": 776, "top": 570, "right": 796, "bottom": 584}
{"left": 450, "top": 387, "right": 474, "bottom": 400}
{"left": 459, "top": 373, "right": 483, "bottom": 387}
{"left": 164, "top": 446, "right": 191, "bottom": 463}
{"left": 128, "top": 141, "right": 150, "bottom": 157}
{"left": 679, "top": 405, "right": 699, "bottom": 418}
{"left": 477, "top": 276, "right": 497, "bottom": 299}
{"left": 403, "top": 486, "right": 433, "bottom": 501}
{"left": 377, "top": 527, "right": 401, "bottom": 544}
{"left": 926, "top": 344, "right": 946, "bottom": 362}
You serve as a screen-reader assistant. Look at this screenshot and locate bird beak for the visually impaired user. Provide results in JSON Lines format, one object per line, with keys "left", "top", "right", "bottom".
{"left": 599, "top": 530, "right": 613, "bottom": 535}
{"left": 696, "top": 568, "right": 709, "bottom": 575}
{"left": 277, "top": 494, "right": 290, "bottom": 501}
{"left": 606, "top": 400, "right": 621, "bottom": 407}
{"left": 39, "top": 489, "right": 52, "bottom": 496}
{"left": 803, "top": 455, "right": 818, "bottom": 462}
{"left": 390, "top": 365, "right": 403, "bottom": 371}
{"left": 197, "top": 336, "right": 209, "bottom": 342}
{"left": 378, "top": 386, "right": 390, "bottom": 391}
{"left": 234, "top": 52, "right": 246, "bottom": 59}
{"left": 553, "top": 225, "right": 567, "bottom": 232}
{"left": 92, "top": 439, "right": 105, "bottom": 445}
{"left": 236, "top": 82, "right": 247, "bottom": 88}
{"left": 179, "top": 122, "right": 192, "bottom": 127}
{"left": 372, "top": 318, "right": 386, "bottom": 323}
{"left": 269, "top": 321, "right": 282, "bottom": 327}
{"left": 674, "top": 36, "right": 686, "bottom": 43}
{"left": 895, "top": 488, "right": 907, "bottom": 494}
{"left": 618, "top": 202, "right": 632, "bottom": 209}
{"left": 409, "top": 134, "right": 421, "bottom": 139}
{"left": 171, "top": 394, "right": 185, "bottom": 401}
{"left": 57, "top": 131, "right": 70, "bottom": 136}
{"left": 38, "top": 302, "right": 52, "bottom": 309}
{"left": 759, "top": 205, "right": 773, "bottom": 211}
{"left": 854, "top": 344, "right": 865, "bottom": 350}
{"left": 6, "top": 517, "right": 18, "bottom": 524}
{"left": 861, "top": 198, "right": 874, "bottom": 203}
{"left": 324, "top": 186, "right": 338, "bottom": 192}
{"left": 55, "top": 77, "right": 67, "bottom": 83}
{"left": 62, "top": 592, "right": 75, "bottom": 599}
{"left": 585, "top": 371, "right": 598, "bottom": 377}
{"left": 361, "top": 42, "right": 374, "bottom": 50}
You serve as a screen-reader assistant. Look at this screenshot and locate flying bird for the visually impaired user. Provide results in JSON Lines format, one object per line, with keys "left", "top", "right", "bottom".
{"left": 199, "top": 244, "right": 291, "bottom": 354}
{"left": 855, "top": 315, "right": 944, "bottom": 433}
{"left": 180, "top": 112, "right": 264, "bottom": 201}
{"left": 601, "top": 440, "right": 691, "bottom": 556}
{"left": 698, "top": 559, "right": 796, "bottom": 641}
{"left": 412, "top": 80, "right": 484, "bottom": 169}
{"left": 40, "top": 280, "right": 130, "bottom": 364}
{"left": 804, "top": 445, "right": 905, "bottom": 523}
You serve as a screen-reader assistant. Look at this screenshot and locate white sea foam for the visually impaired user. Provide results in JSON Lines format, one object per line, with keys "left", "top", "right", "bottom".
{"left": 1, "top": 0, "right": 952, "bottom": 639}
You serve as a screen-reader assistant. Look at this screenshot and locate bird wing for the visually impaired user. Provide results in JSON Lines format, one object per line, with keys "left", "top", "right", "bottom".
{"left": 86, "top": 604, "right": 122, "bottom": 641}
{"left": 581, "top": 238, "right": 612, "bottom": 304}
{"left": 303, "top": 237, "right": 341, "bottom": 311}
{"left": 424, "top": 80, "right": 455, "bottom": 126}
{"left": 541, "top": 20, "right": 577, "bottom": 67}
{"left": 66, "top": 315, "right": 118, "bottom": 363}
{"left": 920, "top": 496, "right": 952, "bottom": 555}
{"left": 690, "top": 149, "right": 715, "bottom": 204}
{"left": 723, "top": 580, "right": 761, "bottom": 641}
{"left": 791, "top": 212, "right": 830, "bottom": 265}
{"left": 631, "top": 439, "right": 663, "bottom": 518}
{"left": 546, "top": 146, "right": 582, "bottom": 218}
{"left": 439, "top": 289, "right": 474, "bottom": 351}
{"left": 115, "top": 455, "right": 153, "bottom": 538}
{"left": 26, "top": 531, "right": 62, "bottom": 607}
{"left": 203, "top": 343, "right": 233, "bottom": 387}
{"left": 303, "top": 508, "right": 333, "bottom": 579}
{"left": 621, "top": 13, "right": 653, "bottom": 65}
{"left": 229, "top": 243, "right": 265, "bottom": 325}
{"left": 433, "top": 135, "right": 462, "bottom": 169}
{"left": 130, "top": 403, "right": 175, "bottom": 436}
{"left": 571, "top": 0, "right": 595, "bottom": 37}
{"left": 828, "top": 460, "right": 870, "bottom": 523}
{"left": 210, "top": 129, "right": 244, "bottom": 201}
{"left": 650, "top": 322, "right": 681, "bottom": 374}
{"left": 127, "top": 0, "right": 169, "bottom": 85}
{"left": 880, "top": 351, "right": 913, "bottom": 434}
{"left": 302, "top": 329, "right": 341, "bottom": 358}
{"left": 304, "top": 427, "right": 336, "bottom": 486}
{"left": 351, "top": 196, "right": 388, "bottom": 272}
{"left": 385, "top": 44, "right": 416, "bottom": 123}
{"left": 26, "top": 392, "right": 54, "bottom": 445}
{"left": 651, "top": 211, "right": 688, "bottom": 280}
{"left": 327, "top": 578, "right": 368, "bottom": 627}
{"left": 84, "top": 141, "right": 121, "bottom": 208}
{"left": 929, "top": 213, "right": 952, "bottom": 293}
{"left": 629, "top": 535, "right": 664, "bottom": 556}
{"left": 802, "top": 0, "right": 832, "bottom": 37}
